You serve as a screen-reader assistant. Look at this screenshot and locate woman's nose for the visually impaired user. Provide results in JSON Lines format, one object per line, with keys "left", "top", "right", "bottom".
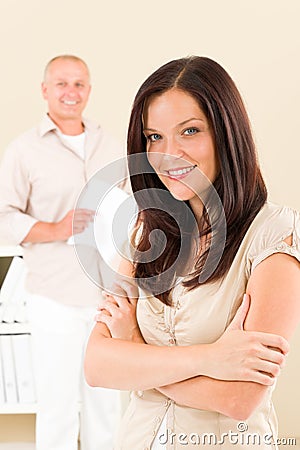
{"left": 161, "top": 136, "right": 184, "bottom": 158}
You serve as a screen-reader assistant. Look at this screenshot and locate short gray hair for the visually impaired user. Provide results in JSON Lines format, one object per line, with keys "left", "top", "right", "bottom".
{"left": 43, "top": 54, "right": 90, "bottom": 81}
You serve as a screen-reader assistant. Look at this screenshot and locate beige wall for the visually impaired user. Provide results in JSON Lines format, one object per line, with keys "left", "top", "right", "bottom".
{"left": 0, "top": 0, "right": 299, "bottom": 442}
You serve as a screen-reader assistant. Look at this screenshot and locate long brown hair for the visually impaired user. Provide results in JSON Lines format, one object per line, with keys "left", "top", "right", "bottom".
{"left": 127, "top": 56, "right": 267, "bottom": 305}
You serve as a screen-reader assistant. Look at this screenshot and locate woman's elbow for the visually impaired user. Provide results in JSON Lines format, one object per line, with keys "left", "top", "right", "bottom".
{"left": 84, "top": 356, "right": 111, "bottom": 388}
{"left": 84, "top": 352, "right": 98, "bottom": 387}
{"left": 227, "top": 405, "right": 254, "bottom": 422}
{"left": 83, "top": 338, "right": 108, "bottom": 388}
{"left": 84, "top": 327, "right": 112, "bottom": 387}
{"left": 84, "top": 369, "right": 97, "bottom": 388}
{"left": 84, "top": 338, "right": 117, "bottom": 388}
{"left": 224, "top": 391, "right": 265, "bottom": 421}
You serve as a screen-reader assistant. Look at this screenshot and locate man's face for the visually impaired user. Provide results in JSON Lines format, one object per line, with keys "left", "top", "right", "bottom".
{"left": 41, "top": 58, "right": 91, "bottom": 124}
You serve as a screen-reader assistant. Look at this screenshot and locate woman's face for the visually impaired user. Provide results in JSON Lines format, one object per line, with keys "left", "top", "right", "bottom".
{"left": 143, "top": 88, "right": 219, "bottom": 211}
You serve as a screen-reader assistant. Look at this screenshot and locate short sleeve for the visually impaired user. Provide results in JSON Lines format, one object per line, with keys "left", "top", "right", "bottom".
{"left": 247, "top": 205, "right": 300, "bottom": 275}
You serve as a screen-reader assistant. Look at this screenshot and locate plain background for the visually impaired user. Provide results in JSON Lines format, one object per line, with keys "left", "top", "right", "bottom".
{"left": 0, "top": 0, "right": 299, "bottom": 443}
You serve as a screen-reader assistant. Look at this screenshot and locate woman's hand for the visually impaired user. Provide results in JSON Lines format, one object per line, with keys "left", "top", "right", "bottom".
{"left": 205, "top": 294, "right": 289, "bottom": 385}
{"left": 95, "top": 279, "right": 145, "bottom": 343}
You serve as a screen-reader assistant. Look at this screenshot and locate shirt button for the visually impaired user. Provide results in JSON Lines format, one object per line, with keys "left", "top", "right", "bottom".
{"left": 137, "top": 390, "right": 143, "bottom": 398}
{"left": 169, "top": 338, "right": 176, "bottom": 345}
{"left": 276, "top": 243, "right": 284, "bottom": 250}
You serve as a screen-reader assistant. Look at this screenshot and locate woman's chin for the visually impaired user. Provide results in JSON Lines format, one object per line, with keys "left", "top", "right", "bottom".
{"left": 168, "top": 188, "right": 194, "bottom": 202}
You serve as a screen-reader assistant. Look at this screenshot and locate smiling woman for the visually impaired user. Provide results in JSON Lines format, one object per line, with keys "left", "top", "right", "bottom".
{"left": 143, "top": 88, "right": 219, "bottom": 215}
{"left": 127, "top": 57, "right": 271, "bottom": 304}
{"left": 84, "top": 56, "right": 300, "bottom": 450}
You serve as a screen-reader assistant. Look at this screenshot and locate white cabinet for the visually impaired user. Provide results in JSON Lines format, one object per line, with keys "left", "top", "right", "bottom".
{"left": 0, "top": 246, "right": 37, "bottom": 414}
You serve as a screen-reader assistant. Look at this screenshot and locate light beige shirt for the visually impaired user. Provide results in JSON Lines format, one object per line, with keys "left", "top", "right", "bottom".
{"left": 115, "top": 203, "right": 300, "bottom": 449}
{"left": 0, "top": 114, "right": 125, "bottom": 306}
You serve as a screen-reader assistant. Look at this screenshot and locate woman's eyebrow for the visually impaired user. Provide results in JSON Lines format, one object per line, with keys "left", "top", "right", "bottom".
{"left": 178, "top": 117, "right": 206, "bottom": 126}
{"left": 144, "top": 117, "right": 206, "bottom": 132}
{"left": 143, "top": 127, "right": 157, "bottom": 132}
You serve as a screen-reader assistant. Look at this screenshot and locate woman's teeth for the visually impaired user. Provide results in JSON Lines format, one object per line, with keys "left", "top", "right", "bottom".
{"left": 167, "top": 165, "right": 196, "bottom": 176}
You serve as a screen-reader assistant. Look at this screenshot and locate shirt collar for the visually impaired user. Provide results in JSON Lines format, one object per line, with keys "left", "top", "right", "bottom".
{"left": 38, "top": 113, "right": 101, "bottom": 137}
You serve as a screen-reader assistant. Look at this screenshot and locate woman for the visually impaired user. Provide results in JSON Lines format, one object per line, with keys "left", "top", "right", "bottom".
{"left": 84, "top": 57, "right": 300, "bottom": 449}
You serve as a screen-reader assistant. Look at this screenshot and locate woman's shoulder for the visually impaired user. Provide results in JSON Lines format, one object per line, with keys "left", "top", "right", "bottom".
{"left": 249, "top": 201, "right": 298, "bottom": 233}
{"left": 247, "top": 201, "right": 299, "bottom": 241}
{"left": 256, "top": 201, "right": 298, "bottom": 221}
{"left": 245, "top": 201, "right": 300, "bottom": 274}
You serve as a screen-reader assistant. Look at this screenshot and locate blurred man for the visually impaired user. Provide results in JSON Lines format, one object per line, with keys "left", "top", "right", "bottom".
{"left": 0, "top": 55, "right": 124, "bottom": 450}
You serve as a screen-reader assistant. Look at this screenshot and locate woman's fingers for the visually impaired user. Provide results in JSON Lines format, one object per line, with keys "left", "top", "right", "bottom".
{"left": 95, "top": 289, "right": 142, "bottom": 341}
{"left": 247, "top": 370, "right": 276, "bottom": 386}
{"left": 100, "top": 301, "right": 119, "bottom": 317}
{"left": 99, "top": 280, "right": 138, "bottom": 311}
{"left": 99, "top": 293, "right": 128, "bottom": 310}
{"left": 95, "top": 308, "right": 111, "bottom": 321}
{"left": 239, "top": 333, "right": 288, "bottom": 383}
{"left": 210, "top": 328, "right": 288, "bottom": 383}
{"left": 97, "top": 292, "right": 117, "bottom": 311}
{"left": 97, "top": 293, "right": 136, "bottom": 322}
{"left": 255, "top": 331, "right": 290, "bottom": 355}
{"left": 256, "top": 360, "right": 282, "bottom": 378}
{"left": 258, "top": 345, "right": 286, "bottom": 367}
{"left": 227, "top": 293, "right": 250, "bottom": 331}
{"left": 95, "top": 311, "right": 114, "bottom": 330}
{"left": 243, "top": 359, "right": 283, "bottom": 386}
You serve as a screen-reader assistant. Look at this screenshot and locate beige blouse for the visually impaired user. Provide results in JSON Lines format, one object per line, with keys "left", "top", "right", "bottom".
{"left": 115, "top": 202, "right": 300, "bottom": 450}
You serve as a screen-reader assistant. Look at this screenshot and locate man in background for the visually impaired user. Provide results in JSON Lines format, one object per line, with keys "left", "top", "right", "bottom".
{"left": 0, "top": 55, "right": 124, "bottom": 450}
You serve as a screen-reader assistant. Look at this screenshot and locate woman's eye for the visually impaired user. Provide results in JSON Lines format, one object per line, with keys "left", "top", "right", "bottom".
{"left": 183, "top": 127, "right": 199, "bottom": 136}
{"left": 147, "top": 133, "right": 161, "bottom": 142}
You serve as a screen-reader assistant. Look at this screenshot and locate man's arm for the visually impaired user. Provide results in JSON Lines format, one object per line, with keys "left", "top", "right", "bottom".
{"left": 0, "top": 145, "right": 94, "bottom": 245}
{"left": 22, "top": 209, "right": 94, "bottom": 243}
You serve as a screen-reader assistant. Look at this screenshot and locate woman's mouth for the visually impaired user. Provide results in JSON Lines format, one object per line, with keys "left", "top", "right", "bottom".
{"left": 165, "top": 165, "right": 197, "bottom": 180}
